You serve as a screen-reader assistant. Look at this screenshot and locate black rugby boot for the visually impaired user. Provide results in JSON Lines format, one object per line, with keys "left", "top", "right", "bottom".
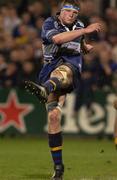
{"left": 24, "top": 80, "right": 47, "bottom": 103}
{"left": 52, "top": 164, "right": 64, "bottom": 180}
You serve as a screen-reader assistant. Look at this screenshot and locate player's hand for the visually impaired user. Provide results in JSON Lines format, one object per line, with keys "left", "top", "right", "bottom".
{"left": 81, "top": 39, "right": 94, "bottom": 54}
{"left": 84, "top": 23, "right": 102, "bottom": 34}
{"left": 84, "top": 44, "right": 93, "bottom": 52}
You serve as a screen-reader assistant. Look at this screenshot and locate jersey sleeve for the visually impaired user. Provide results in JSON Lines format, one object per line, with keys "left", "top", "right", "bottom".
{"left": 41, "top": 17, "right": 59, "bottom": 43}
{"left": 78, "top": 21, "right": 85, "bottom": 28}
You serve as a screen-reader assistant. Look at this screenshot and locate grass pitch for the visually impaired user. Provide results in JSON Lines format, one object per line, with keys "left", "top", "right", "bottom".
{"left": 0, "top": 136, "right": 117, "bottom": 180}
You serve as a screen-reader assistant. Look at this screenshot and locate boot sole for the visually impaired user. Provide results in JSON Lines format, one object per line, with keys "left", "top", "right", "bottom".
{"left": 24, "top": 81, "right": 47, "bottom": 103}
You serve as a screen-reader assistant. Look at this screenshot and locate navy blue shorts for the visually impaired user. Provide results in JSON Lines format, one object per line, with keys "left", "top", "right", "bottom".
{"left": 37, "top": 58, "right": 81, "bottom": 93}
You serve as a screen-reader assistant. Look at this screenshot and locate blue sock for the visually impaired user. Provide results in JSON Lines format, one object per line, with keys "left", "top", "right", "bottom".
{"left": 43, "top": 77, "right": 61, "bottom": 94}
{"left": 48, "top": 132, "right": 63, "bottom": 165}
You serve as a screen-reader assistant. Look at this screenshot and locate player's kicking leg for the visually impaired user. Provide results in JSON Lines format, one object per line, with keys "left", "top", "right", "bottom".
{"left": 24, "top": 64, "right": 73, "bottom": 104}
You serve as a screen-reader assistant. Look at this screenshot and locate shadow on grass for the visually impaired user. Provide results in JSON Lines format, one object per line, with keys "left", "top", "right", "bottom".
{"left": 24, "top": 173, "right": 51, "bottom": 179}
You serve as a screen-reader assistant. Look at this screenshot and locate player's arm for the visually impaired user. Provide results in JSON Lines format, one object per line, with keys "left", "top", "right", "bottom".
{"left": 52, "top": 23, "right": 102, "bottom": 44}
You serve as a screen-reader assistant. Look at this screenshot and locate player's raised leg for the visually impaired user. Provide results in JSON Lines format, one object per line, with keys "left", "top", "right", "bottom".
{"left": 24, "top": 64, "right": 73, "bottom": 104}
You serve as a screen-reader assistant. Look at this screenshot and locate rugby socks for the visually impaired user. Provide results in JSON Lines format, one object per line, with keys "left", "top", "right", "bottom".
{"left": 43, "top": 77, "right": 61, "bottom": 94}
{"left": 48, "top": 132, "right": 63, "bottom": 165}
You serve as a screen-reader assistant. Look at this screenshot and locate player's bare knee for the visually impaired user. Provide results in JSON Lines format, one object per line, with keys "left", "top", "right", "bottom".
{"left": 51, "top": 70, "right": 64, "bottom": 81}
{"left": 50, "top": 65, "right": 72, "bottom": 86}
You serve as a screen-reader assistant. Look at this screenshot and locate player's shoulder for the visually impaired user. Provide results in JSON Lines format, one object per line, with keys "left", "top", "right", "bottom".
{"left": 76, "top": 20, "right": 85, "bottom": 28}
{"left": 43, "top": 16, "right": 55, "bottom": 25}
{"left": 42, "top": 17, "right": 55, "bottom": 30}
{"left": 43, "top": 16, "right": 59, "bottom": 29}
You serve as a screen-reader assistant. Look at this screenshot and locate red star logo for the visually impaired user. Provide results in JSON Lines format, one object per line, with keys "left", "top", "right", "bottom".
{"left": 0, "top": 91, "right": 33, "bottom": 133}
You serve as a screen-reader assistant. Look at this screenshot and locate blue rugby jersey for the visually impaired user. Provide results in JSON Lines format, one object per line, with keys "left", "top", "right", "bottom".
{"left": 41, "top": 15, "right": 85, "bottom": 73}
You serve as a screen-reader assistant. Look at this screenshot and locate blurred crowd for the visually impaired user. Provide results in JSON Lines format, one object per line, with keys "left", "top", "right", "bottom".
{"left": 0, "top": 0, "right": 117, "bottom": 98}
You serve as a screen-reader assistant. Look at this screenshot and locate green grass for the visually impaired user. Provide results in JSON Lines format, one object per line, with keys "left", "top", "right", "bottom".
{"left": 0, "top": 137, "right": 117, "bottom": 180}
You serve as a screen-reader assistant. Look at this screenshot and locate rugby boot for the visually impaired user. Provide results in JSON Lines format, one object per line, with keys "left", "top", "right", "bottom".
{"left": 24, "top": 80, "right": 47, "bottom": 103}
{"left": 52, "top": 164, "right": 64, "bottom": 180}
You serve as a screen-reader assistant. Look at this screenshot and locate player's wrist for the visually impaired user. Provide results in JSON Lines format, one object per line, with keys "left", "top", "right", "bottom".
{"left": 80, "top": 28, "right": 86, "bottom": 35}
